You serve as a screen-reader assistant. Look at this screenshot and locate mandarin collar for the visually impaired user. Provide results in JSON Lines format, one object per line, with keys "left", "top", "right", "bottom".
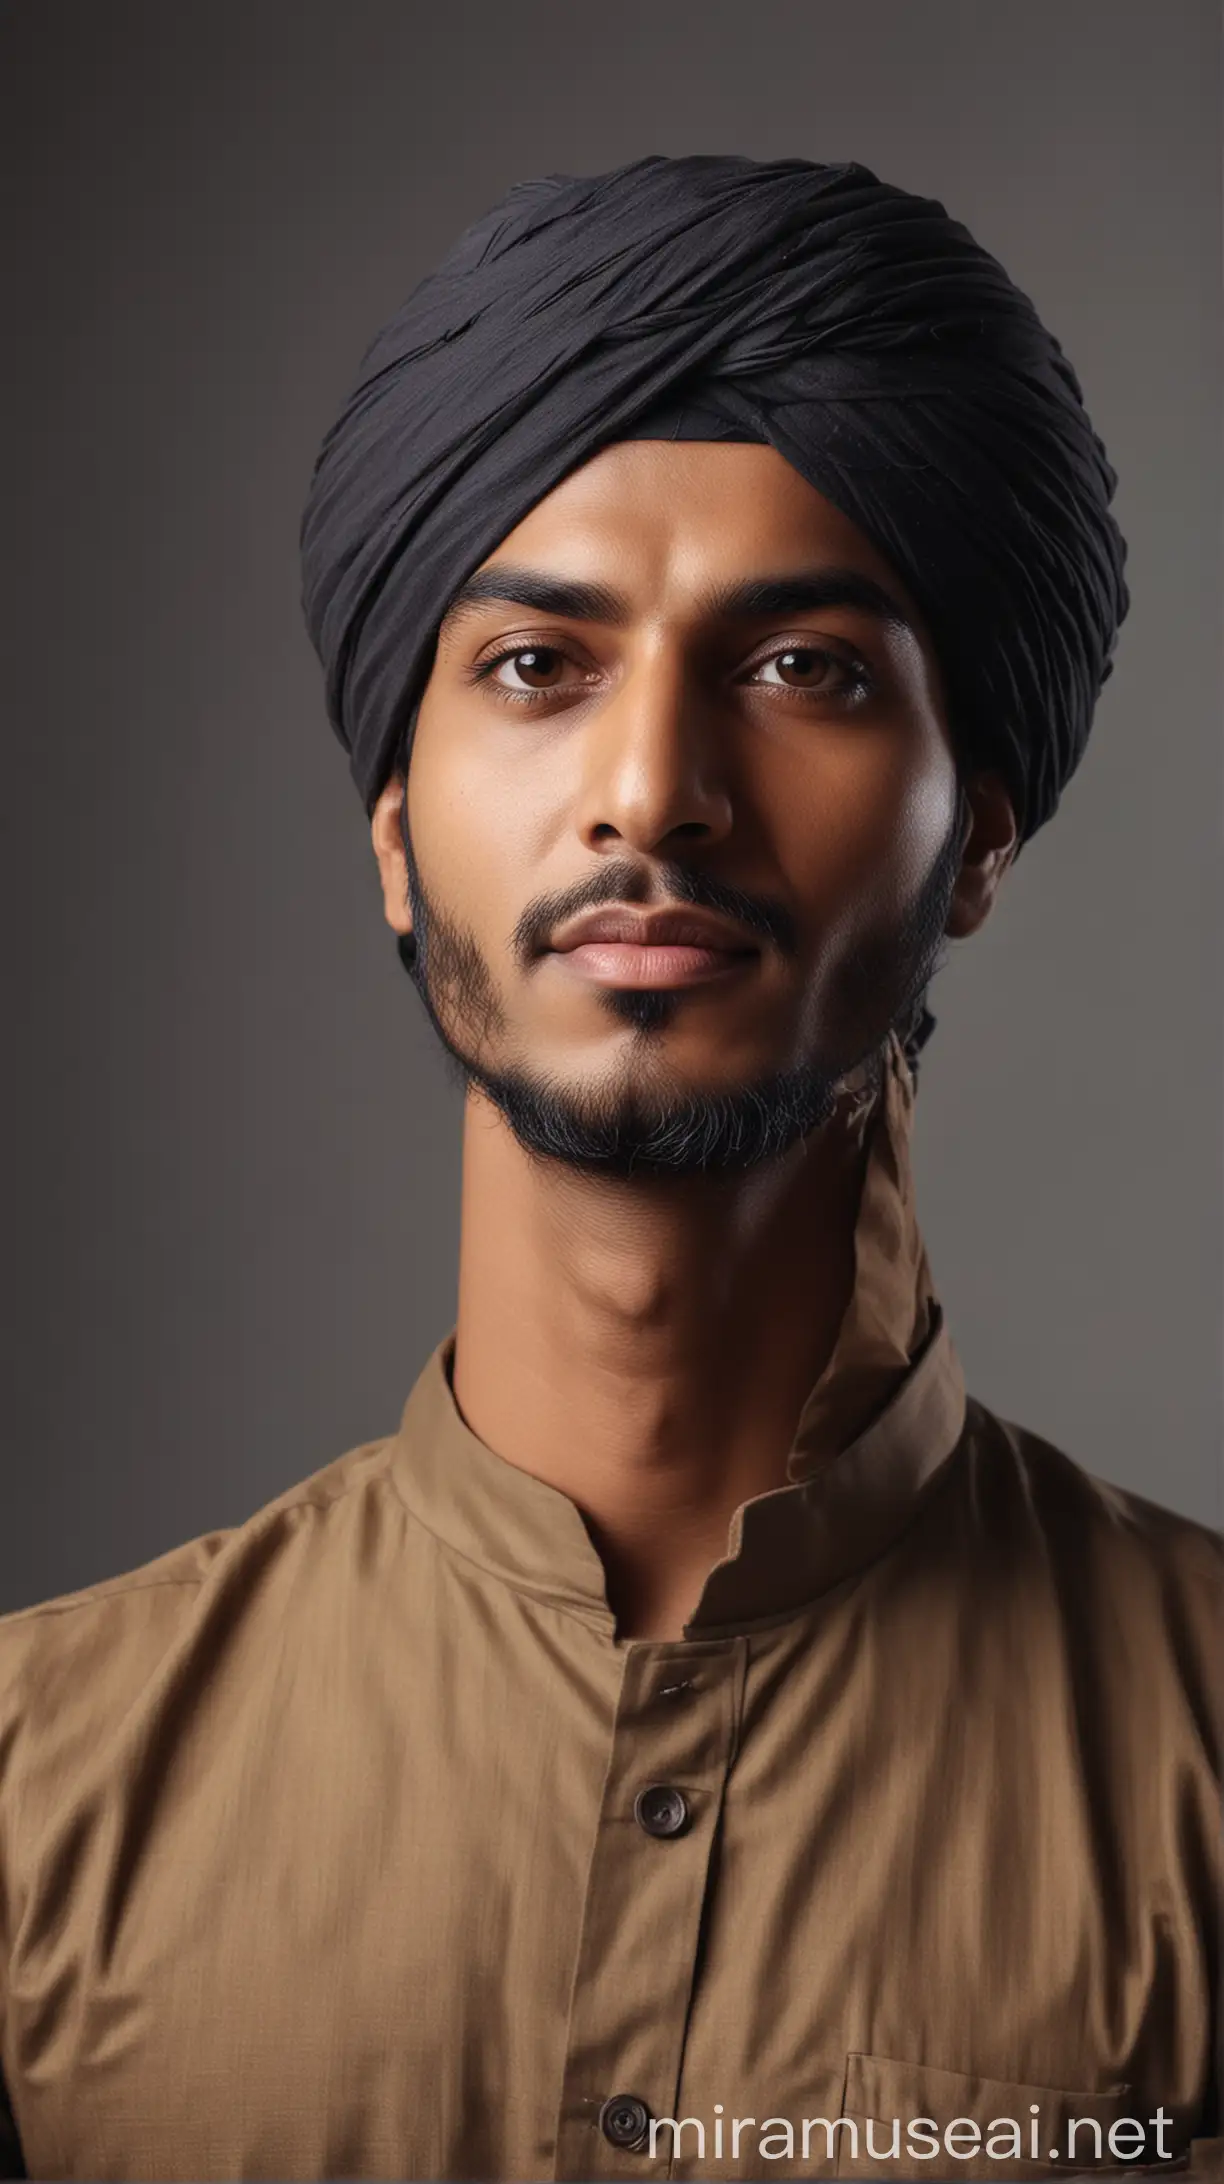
{"left": 389, "top": 1308, "right": 965, "bottom": 1637}
{"left": 386, "top": 1034, "right": 966, "bottom": 1638}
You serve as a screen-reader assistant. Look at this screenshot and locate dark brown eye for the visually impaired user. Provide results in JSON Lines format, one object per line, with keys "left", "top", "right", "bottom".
{"left": 489, "top": 647, "right": 566, "bottom": 690}
{"left": 761, "top": 647, "right": 835, "bottom": 687}
{"left": 751, "top": 645, "right": 874, "bottom": 705}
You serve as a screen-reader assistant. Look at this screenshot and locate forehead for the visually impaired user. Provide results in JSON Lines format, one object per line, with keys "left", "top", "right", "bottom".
{"left": 474, "top": 438, "right": 926, "bottom": 631}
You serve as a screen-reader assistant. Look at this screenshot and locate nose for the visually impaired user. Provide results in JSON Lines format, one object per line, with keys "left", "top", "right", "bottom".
{"left": 572, "top": 642, "right": 734, "bottom": 856}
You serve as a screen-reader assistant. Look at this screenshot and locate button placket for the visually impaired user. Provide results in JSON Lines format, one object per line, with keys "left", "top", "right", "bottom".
{"left": 550, "top": 1638, "right": 747, "bottom": 2179}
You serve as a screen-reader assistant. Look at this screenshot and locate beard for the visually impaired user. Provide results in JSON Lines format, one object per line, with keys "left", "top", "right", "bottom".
{"left": 394, "top": 798, "right": 964, "bottom": 1179}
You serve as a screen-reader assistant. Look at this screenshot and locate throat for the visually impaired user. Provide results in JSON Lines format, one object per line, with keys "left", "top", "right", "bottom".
{"left": 449, "top": 1084, "right": 874, "bottom": 1629}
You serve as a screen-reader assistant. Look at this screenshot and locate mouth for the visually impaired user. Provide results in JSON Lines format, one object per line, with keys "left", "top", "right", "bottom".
{"left": 554, "top": 940, "right": 758, "bottom": 990}
{"left": 546, "top": 906, "right": 761, "bottom": 991}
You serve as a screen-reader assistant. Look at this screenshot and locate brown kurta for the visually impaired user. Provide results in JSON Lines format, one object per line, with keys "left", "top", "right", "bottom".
{"left": 1, "top": 1042, "right": 1220, "bottom": 2182}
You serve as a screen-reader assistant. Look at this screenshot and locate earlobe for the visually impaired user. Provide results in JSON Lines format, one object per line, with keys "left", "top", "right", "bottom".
{"left": 946, "top": 772, "right": 1019, "bottom": 940}
{"left": 370, "top": 775, "right": 414, "bottom": 938}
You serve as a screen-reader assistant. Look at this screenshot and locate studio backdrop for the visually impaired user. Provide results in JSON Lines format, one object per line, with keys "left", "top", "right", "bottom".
{"left": 1, "top": 0, "right": 1220, "bottom": 1612}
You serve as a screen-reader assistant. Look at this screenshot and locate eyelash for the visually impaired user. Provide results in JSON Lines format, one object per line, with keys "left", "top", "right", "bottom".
{"left": 469, "top": 642, "right": 876, "bottom": 710}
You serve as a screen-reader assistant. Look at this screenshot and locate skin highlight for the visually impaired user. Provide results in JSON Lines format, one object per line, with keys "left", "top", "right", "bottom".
{"left": 370, "top": 440, "right": 1017, "bottom": 1637}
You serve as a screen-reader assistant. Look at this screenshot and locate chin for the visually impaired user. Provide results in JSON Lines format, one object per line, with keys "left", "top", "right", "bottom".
{"left": 463, "top": 1044, "right": 849, "bottom": 1180}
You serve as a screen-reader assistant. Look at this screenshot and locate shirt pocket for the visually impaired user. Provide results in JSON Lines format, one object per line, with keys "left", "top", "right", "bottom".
{"left": 833, "top": 2053, "right": 1141, "bottom": 2179}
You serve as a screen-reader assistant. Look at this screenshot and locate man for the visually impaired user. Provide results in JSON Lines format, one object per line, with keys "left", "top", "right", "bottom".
{"left": 0, "top": 155, "right": 1219, "bottom": 2182}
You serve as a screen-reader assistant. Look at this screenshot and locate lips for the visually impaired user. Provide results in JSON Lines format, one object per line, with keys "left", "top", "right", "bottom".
{"left": 546, "top": 905, "right": 760, "bottom": 991}
{"left": 548, "top": 906, "right": 759, "bottom": 955}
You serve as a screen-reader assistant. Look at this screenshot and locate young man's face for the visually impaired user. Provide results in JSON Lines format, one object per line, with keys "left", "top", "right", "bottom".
{"left": 372, "top": 439, "right": 1014, "bottom": 1175}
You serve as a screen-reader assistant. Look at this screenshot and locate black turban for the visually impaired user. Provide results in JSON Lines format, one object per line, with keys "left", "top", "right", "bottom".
{"left": 300, "top": 154, "right": 1129, "bottom": 847}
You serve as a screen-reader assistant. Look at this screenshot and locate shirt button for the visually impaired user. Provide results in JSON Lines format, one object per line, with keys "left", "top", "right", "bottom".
{"left": 599, "top": 2093, "right": 652, "bottom": 2150}
{"left": 633, "top": 1783, "right": 691, "bottom": 1838}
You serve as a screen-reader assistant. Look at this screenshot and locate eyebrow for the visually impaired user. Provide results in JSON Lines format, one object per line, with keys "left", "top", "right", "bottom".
{"left": 438, "top": 563, "right": 917, "bottom": 641}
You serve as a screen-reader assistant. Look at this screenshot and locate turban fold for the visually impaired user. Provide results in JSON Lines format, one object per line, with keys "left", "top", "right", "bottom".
{"left": 300, "top": 154, "right": 1128, "bottom": 846}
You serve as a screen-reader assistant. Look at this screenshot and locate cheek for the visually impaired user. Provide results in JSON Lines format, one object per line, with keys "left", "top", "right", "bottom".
{"left": 775, "top": 731, "right": 958, "bottom": 936}
{"left": 404, "top": 713, "right": 520, "bottom": 917}
{"left": 406, "top": 706, "right": 573, "bottom": 906}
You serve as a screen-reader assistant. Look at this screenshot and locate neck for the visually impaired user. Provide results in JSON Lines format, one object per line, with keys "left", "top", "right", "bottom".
{"left": 450, "top": 1088, "right": 873, "bottom": 1640}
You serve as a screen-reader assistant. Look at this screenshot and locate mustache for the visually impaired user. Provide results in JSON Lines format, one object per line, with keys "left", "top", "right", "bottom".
{"left": 511, "top": 859, "right": 800, "bottom": 969}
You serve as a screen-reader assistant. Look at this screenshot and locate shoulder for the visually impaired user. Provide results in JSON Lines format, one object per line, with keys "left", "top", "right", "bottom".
{"left": 1, "top": 1426, "right": 395, "bottom": 1642}
{"left": 959, "top": 1396, "right": 1222, "bottom": 1737}
{"left": 964, "top": 1396, "right": 1222, "bottom": 1582}
{"left": 0, "top": 1429, "right": 397, "bottom": 1836}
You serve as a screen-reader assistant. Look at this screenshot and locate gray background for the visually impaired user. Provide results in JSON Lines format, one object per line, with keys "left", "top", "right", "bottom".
{"left": 1, "top": 0, "right": 1220, "bottom": 1614}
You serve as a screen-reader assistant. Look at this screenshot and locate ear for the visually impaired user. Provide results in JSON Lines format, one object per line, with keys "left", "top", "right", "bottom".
{"left": 945, "top": 770, "right": 1019, "bottom": 940}
{"left": 370, "top": 774, "right": 413, "bottom": 938}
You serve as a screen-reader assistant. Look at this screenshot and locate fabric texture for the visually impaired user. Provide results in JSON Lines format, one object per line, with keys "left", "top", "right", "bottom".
{"left": 300, "top": 153, "right": 1130, "bottom": 844}
{"left": 787, "top": 1032, "right": 935, "bottom": 1477}
{"left": 0, "top": 1061, "right": 1220, "bottom": 2180}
